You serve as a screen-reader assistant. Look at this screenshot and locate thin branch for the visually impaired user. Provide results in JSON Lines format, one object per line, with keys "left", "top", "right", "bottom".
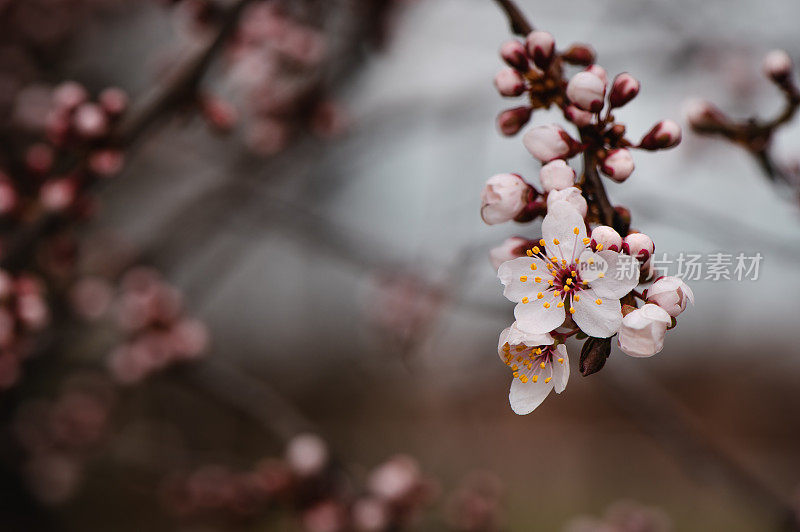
{"left": 492, "top": 0, "right": 533, "bottom": 36}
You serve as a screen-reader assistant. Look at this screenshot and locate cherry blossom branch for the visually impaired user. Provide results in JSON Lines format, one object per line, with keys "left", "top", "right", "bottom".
{"left": 492, "top": 0, "right": 533, "bottom": 36}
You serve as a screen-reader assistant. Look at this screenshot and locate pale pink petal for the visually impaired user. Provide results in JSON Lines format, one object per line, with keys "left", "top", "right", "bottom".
{"left": 498, "top": 257, "right": 549, "bottom": 302}
{"left": 541, "top": 200, "right": 587, "bottom": 260}
{"left": 587, "top": 250, "right": 639, "bottom": 299}
{"left": 571, "top": 288, "right": 622, "bottom": 338}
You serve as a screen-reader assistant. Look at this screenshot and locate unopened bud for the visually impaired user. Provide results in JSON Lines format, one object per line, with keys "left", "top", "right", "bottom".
{"left": 684, "top": 98, "right": 729, "bottom": 130}
{"left": 638, "top": 119, "right": 681, "bottom": 150}
{"left": 547, "top": 186, "right": 587, "bottom": 217}
{"left": 585, "top": 65, "right": 608, "bottom": 85}
{"left": 564, "top": 105, "right": 593, "bottom": 127}
{"left": 566, "top": 71, "right": 606, "bottom": 112}
{"left": 494, "top": 68, "right": 526, "bottom": 97}
{"left": 623, "top": 232, "right": 654, "bottom": 262}
{"left": 496, "top": 106, "right": 532, "bottom": 136}
{"left": 500, "top": 40, "right": 529, "bottom": 71}
{"left": 579, "top": 337, "right": 612, "bottom": 376}
{"left": 480, "top": 173, "right": 534, "bottom": 225}
{"left": 73, "top": 103, "right": 108, "bottom": 139}
{"left": 600, "top": 148, "right": 634, "bottom": 182}
{"left": 99, "top": 87, "right": 129, "bottom": 116}
{"left": 539, "top": 160, "right": 575, "bottom": 192}
{"left": 608, "top": 73, "right": 640, "bottom": 108}
{"left": 561, "top": 43, "right": 595, "bottom": 66}
{"left": 762, "top": 49, "right": 793, "bottom": 83}
{"left": 52, "top": 81, "right": 88, "bottom": 111}
{"left": 526, "top": 31, "right": 555, "bottom": 71}
{"left": 590, "top": 225, "right": 622, "bottom": 252}
{"left": 522, "top": 124, "right": 582, "bottom": 162}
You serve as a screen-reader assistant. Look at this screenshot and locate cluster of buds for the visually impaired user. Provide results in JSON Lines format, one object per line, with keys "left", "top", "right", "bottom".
{"left": 161, "top": 433, "right": 439, "bottom": 531}
{"left": 13, "top": 373, "right": 115, "bottom": 505}
{"left": 105, "top": 267, "right": 209, "bottom": 385}
{"left": 686, "top": 49, "right": 800, "bottom": 192}
{"left": 482, "top": 8, "right": 693, "bottom": 414}
{"left": 564, "top": 499, "right": 671, "bottom": 532}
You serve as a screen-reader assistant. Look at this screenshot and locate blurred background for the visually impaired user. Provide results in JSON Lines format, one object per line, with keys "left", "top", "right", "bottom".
{"left": 1, "top": 0, "right": 800, "bottom": 530}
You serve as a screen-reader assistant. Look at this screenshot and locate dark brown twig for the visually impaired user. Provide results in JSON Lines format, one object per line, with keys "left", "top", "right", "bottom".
{"left": 492, "top": 0, "right": 533, "bottom": 36}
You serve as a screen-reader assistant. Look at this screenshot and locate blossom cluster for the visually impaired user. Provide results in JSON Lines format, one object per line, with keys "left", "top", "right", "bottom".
{"left": 482, "top": 24, "right": 693, "bottom": 414}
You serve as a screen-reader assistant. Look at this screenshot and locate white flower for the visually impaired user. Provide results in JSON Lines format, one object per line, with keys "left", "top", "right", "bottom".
{"left": 489, "top": 237, "right": 529, "bottom": 270}
{"left": 523, "top": 124, "right": 577, "bottom": 162}
{"left": 497, "top": 201, "right": 639, "bottom": 338}
{"left": 480, "top": 173, "right": 530, "bottom": 225}
{"left": 618, "top": 303, "right": 671, "bottom": 357}
{"left": 539, "top": 160, "right": 575, "bottom": 192}
{"left": 547, "top": 186, "right": 587, "bottom": 217}
{"left": 647, "top": 276, "right": 694, "bottom": 317}
{"left": 498, "top": 322, "right": 569, "bottom": 414}
{"left": 566, "top": 71, "right": 606, "bottom": 112}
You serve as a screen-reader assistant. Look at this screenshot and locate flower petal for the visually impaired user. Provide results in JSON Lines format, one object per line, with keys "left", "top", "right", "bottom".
{"left": 542, "top": 200, "right": 587, "bottom": 261}
{"left": 497, "top": 324, "right": 553, "bottom": 362}
{"left": 498, "top": 257, "right": 550, "bottom": 303}
{"left": 588, "top": 250, "right": 639, "bottom": 299}
{"left": 514, "top": 296, "right": 566, "bottom": 335}
{"left": 551, "top": 344, "right": 569, "bottom": 393}
{"left": 576, "top": 249, "right": 607, "bottom": 283}
{"left": 509, "top": 375, "right": 554, "bottom": 415}
{"left": 571, "top": 287, "right": 622, "bottom": 338}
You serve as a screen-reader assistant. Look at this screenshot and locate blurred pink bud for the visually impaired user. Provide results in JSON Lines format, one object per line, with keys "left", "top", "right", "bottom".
{"left": 286, "top": 433, "right": 329, "bottom": 477}
{"left": 647, "top": 276, "right": 694, "bottom": 317}
{"left": 762, "top": 49, "right": 793, "bottom": 82}
{"left": 523, "top": 124, "right": 581, "bottom": 162}
{"left": 547, "top": 186, "right": 587, "bottom": 217}
{"left": 561, "top": 43, "right": 596, "bottom": 66}
{"left": 489, "top": 236, "right": 530, "bottom": 270}
{"left": 496, "top": 106, "right": 532, "bottom": 136}
{"left": 0, "top": 270, "right": 13, "bottom": 300}
{"left": 684, "top": 98, "right": 729, "bottom": 130}
{"left": 639, "top": 119, "right": 681, "bottom": 150}
{"left": 107, "top": 345, "right": 146, "bottom": 385}
{"left": 70, "top": 277, "right": 113, "bottom": 321}
{"left": 494, "top": 68, "right": 525, "bottom": 97}
{"left": 99, "top": 87, "right": 129, "bottom": 116}
{"left": 73, "top": 103, "right": 108, "bottom": 139}
{"left": 623, "top": 232, "right": 655, "bottom": 262}
{"left": 500, "top": 40, "right": 528, "bottom": 71}
{"left": 353, "top": 498, "right": 389, "bottom": 532}
{"left": 170, "top": 318, "right": 209, "bottom": 359}
{"left": 525, "top": 31, "right": 555, "bottom": 70}
{"left": 539, "top": 159, "right": 575, "bottom": 192}
{"left": 52, "top": 81, "right": 88, "bottom": 111}
{"left": 608, "top": 73, "right": 640, "bottom": 108}
{"left": 566, "top": 71, "right": 606, "bottom": 112}
{"left": 40, "top": 179, "right": 76, "bottom": 212}
{"left": 25, "top": 143, "right": 54, "bottom": 174}
{"left": 200, "top": 95, "right": 238, "bottom": 132}
{"left": 368, "top": 455, "right": 421, "bottom": 503}
{"left": 590, "top": 225, "right": 622, "bottom": 252}
{"left": 564, "top": 105, "right": 593, "bottom": 127}
{"left": 303, "top": 501, "right": 347, "bottom": 532}
{"left": 0, "top": 179, "right": 17, "bottom": 215}
{"left": 89, "top": 150, "right": 125, "bottom": 177}
{"left": 600, "top": 148, "right": 634, "bottom": 182}
{"left": 480, "top": 173, "right": 532, "bottom": 225}
{"left": 17, "top": 294, "right": 50, "bottom": 330}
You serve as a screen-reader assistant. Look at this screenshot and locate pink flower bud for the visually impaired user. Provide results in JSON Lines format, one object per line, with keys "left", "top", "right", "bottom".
{"left": 608, "top": 72, "right": 640, "bottom": 108}
{"left": 762, "top": 49, "right": 793, "bottom": 82}
{"left": 286, "top": 433, "right": 329, "bottom": 477}
{"left": 73, "top": 103, "right": 108, "bottom": 139}
{"left": 480, "top": 173, "right": 532, "bottom": 225}
{"left": 564, "top": 105, "right": 593, "bottom": 127}
{"left": 600, "top": 148, "right": 634, "bottom": 182}
{"left": 539, "top": 159, "right": 575, "bottom": 192}
{"left": 566, "top": 71, "right": 606, "bottom": 112}
{"left": 489, "top": 236, "right": 531, "bottom": 270}
{"left": 496, "top": 106, "right": 532, "bottom": 136}
{"left": 98, "top": 87, "right": 129, "bottom": 116}
{"left": 623, "top": 232, "right": 654, "bottom": 262}
{"left": 494, "top": 68, "right": 525, "bottom": 97}
{"left": 589, "top": 225, "right": 622, "bottom": 252}
{"left": 200, "top": 95, "right": 238, "bottom": 132}
{"left": 52, "top": 81, "right": 88, "bottom": 111}
{"left": 561, "top": 43, "right": 595, "bottom": 66}
{"left": 647, "top": 276, "right": 694, "bottom": 317}
{"left": 0, "top": 180, "right": 17, "bottom": 215}
{"left": 89, "top": 150, "right": 125, "bottom": 177}
{"left": 40, "top": 179, "right": 76, "bottom": 212}
{"left": 525, "top": 31, "right": 555, "bottom": 70}
{"left": 547, "top": 186, "right": 587, "bottom": 217}
{"left": 638, "top": 119, "right": 681, "bottom": 150}
{"left": 683, "top": 98, "right": 729, "bottom": 130}
{"left": 522, "top": 124, "right": 581, "bottom": 162}
{"left": 585, "top": 65, "right": 608, "bottom": 85}
{"left": 618, "top": 303, "right": 671, "bottom": 357}
{"left": 25, "top": 143, "right": 54, "bottom": 174}
{"left": 500, "top": 40, "right": 528, "bottom": 71}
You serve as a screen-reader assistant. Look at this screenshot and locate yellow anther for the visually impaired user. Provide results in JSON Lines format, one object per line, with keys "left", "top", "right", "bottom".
{"left": 582, "top": 280, "right": 589, "bottom": 285}
{"left": 595, "top": 299, "right": 602, "bottom": 305}
{"left": 516, "top": 355, "right": 523, "bottom": 362}
{"left": 532, "top": 246, "right": 540, "bottom": 254}
{"left": 526, "top": 249, "right": 533, "bottom": 256}
{"left": 553, "top": 290, "right": 560, "bottom": 297}
{"left": 534, "top": 276, "right": 542, "bottom": 283}
{"left": 545, "top": 377, "right": 552, "bottom": 384}
{"left": 557, "top": 302, "right": 564, "bottom": 308}
{"left": 563, "top": 286, "right": 571, "bottom": 292}
{"left": 596, "top": 244, "right": 604, "bottom": 251}
{"left": 530, "top": 263, "right": 537, "bottom": 271}
{"left": 536, "top": 292, "right": 544, "bottom": 299}
{"left": 521, "top": 297, "right": 529, "bottom": 304}
{"left": 569, "top": 307, "right": 576, "bottom": 314}
{"left": 551, "top": 257, "right": 558, "bottom": 263}
{"left": 558, "top": 358, "right": 564, "bottom": 364}
{"left": 565, "top": 278, "right": 572, "bottom": 285}
{"left": 562, "top": 259, "right": 567, "bottom": 266}
{"left": 582, "top": 237, "right": 591, "bottom": 245}
{"left": 571, "top": 271, "right": 577, "bottom": 277}
{"left": 548, "top": 280, "right": 554, "bottom": 286}
{"left": 540, "top": 361, "right": 546, "bottom": 369}
{"left": 511, "top": 364, "right": 519, "bottom": 371}
{"left": 532, "top": 375, "right": 539, "bottom": 383}
{"left": 598, "top": 272, "right": 605, "bottom": 278}
{"left": 553, "top": 238, "right": 560, "bottom": 245}
{"left": 513, "top": 371, "right": 519, "bottom": 377}
{"left": 588, "top": 259, "right": 594, "bottom": 265}
{"left": 520, "top": 275, "right": 528, "bottom": 282}
{"left": 574, "top": 295, "right": 580, "bottom": 302}
{"left": 573, "top": 227, "right": 580, "bottom": 234}
{"left": 535, "top": 348, "right": 542, "bottom": 355}
{"left": 515, "top": 345, "right": 525, "bottom": 352}
{"left": 543, "top": 302, "right": 550, "bottom": 309}
{"left": 539, "top": 239, "right": 546, "bottom": 246}
{"left": 520, "top": 375, "right": 528, "bottom": 383}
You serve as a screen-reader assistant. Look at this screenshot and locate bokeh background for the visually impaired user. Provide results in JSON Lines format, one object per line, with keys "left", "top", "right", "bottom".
{"left": 2, "top": 0, "right": 800, "bottom": 530}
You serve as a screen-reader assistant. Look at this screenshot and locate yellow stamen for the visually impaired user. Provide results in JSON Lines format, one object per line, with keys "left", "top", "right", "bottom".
{"left": 596, "top": 244, "right": 604, "bottom": 251}
{"left": 565, "top": 278, "right": 572, "bottom": 285}
{"left": 540, "top": 362, "right": 546, "bottom": 369}
{"left": 521, "top": 297, "right": 529, "bottom": 304}
{"left": 526, "top": 249, "right": 533, "bottom": 256}
{"left": 574, "top": 295, "right": 580, "bottom": 302}
{"left": 532, "top": 246, "right": 540, "bottom": 254}
{"left": 553, "top": 238, "right": 560, "bottom": 245}
{"left": 545, "top": 377, "right": 552, "bottom": 384}
{"left": 535, "top": 348, "right": 542, "bottom": 355}
{"left": 571, "top": 271, "right": 577, "bottom": 277}
{"left": 520, "top": 275, "right": 528, "bottom": 282}
{"left": 573, "top": 227, "right": 580, "bottom": 235}
{"left": 530, "top": 263, "right": 537, "bottom": 271}
{"left": 543, "top": 302, "right": 550, "bottom": 309}
{"left": 534, "top": 277, "right": 542, "bottom": 283}
{"left": 595, "top": 299, "right": 602, "bottom": 305}
{"left": 582, "top": 237, "right": 591, "bottom": 245}
{"left": 520, "top": 375, "right": 528, "bottom": 383}
{"left": 536, "top": 292, "right": 544, "bottom": 299}
{"left": 558, "top": 358, "right": 564, "bottom": 364}
{"left": 569, "top": 307, "right": 576, "bottom": 314}
{"left": 532, "top": 375, "right": 539, "bottom": 383}
{"left": 539, "top": 239, "right": 546, "bottom": 247}
{"left": 557, "top": 302, "right": 564, "bottom": 308}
